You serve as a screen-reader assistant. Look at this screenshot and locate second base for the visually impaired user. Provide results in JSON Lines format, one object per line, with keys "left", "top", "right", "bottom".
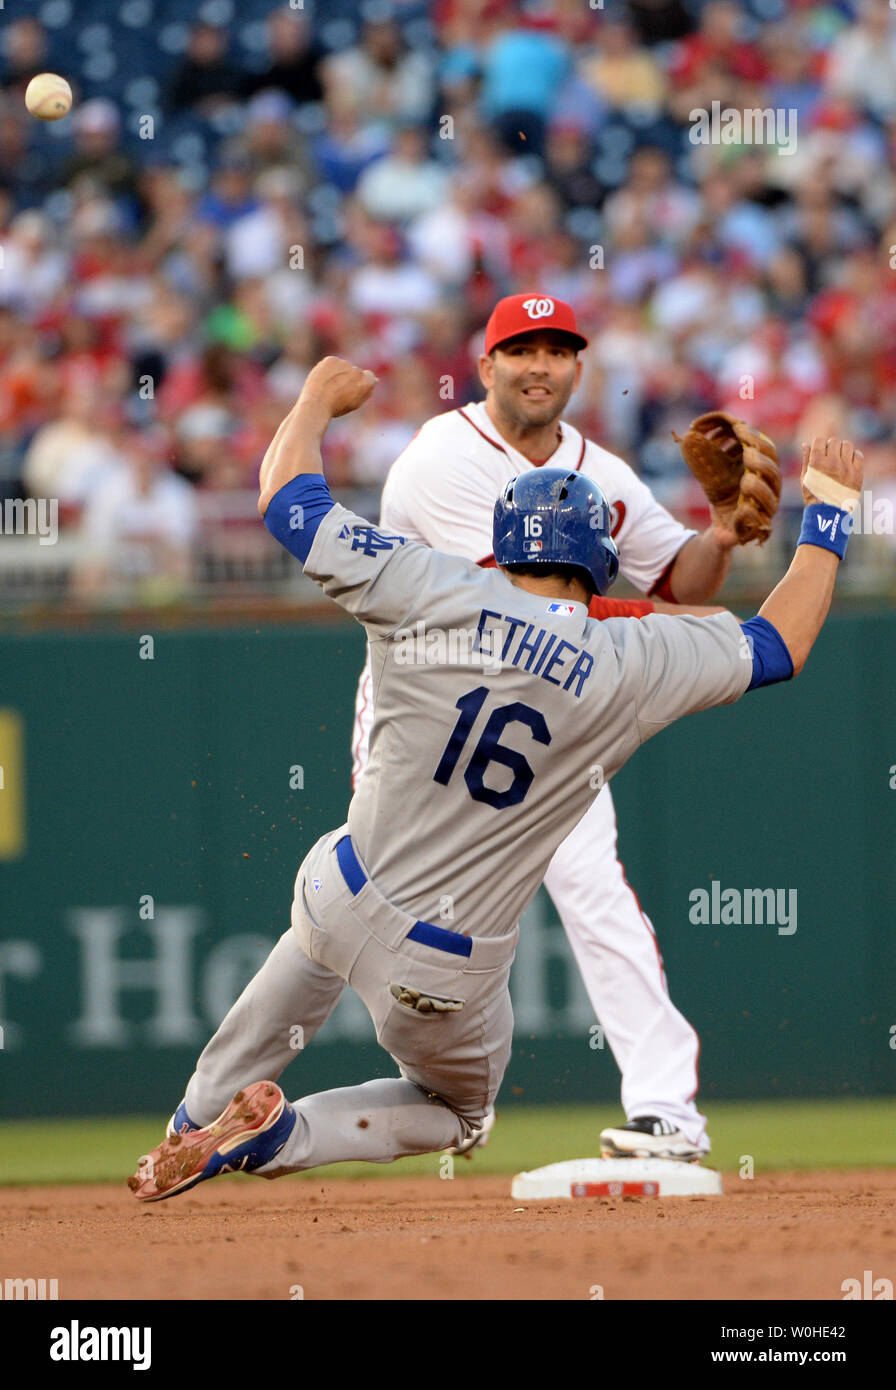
{"left": 511, "top": 1156, "right": 724, "bottom": 1200}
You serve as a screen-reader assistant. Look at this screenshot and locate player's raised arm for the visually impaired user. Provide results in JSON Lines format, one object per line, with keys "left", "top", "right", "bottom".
{"left": 257, "top": 356, "right": 377, "bottom": 513}
{"left": 752, "top": 435, "right": 863, "bottom": 676}
{"left": 619, "top": 433, "right": 862, "bottom": 738}
{"left": 258, "top": 355, "right": 478, "bottom": 637}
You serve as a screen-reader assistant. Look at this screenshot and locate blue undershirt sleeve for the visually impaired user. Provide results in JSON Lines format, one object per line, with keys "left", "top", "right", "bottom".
{"left": 263, "top": 474, "right": 335, "bottom": 563}
{"left": 742, "top": 614, "right": 794, "bottom": 691}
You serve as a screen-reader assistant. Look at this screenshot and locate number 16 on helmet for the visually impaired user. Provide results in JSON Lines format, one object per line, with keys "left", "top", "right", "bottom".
{"left": 492, "top": 468, "right": 620, "bottom": 597}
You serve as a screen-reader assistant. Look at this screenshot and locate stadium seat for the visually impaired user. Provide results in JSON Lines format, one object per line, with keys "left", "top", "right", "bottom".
{"left": 122, "top": 77, "right": 162, "bottom": 110}
{"left": 156, "top": 22, "right": 191, "bottom": 56}
{"left": 117, "top": 0, "right": 157, "bottom": 29}
{"left": 81, "top": 51, "right": 121, "bottom": 85}
{"left": 38, "top": 0, "right": 75, "bottom": 30}
{"left": 237, "top": 21, "right": 269, "bottom": 56}
{"left": 318, "top": 20, "right": 359, "bottom": 54}
{"left": 596, "top": 122, "right": 636, "bottom": 160}
{"left": 75, "top": 21, "right": 115, "bottom": 49}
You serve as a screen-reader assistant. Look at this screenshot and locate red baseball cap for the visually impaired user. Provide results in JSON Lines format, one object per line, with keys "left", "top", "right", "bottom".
{"left": 484, "top": 293, "right": 588, "bottom": 354}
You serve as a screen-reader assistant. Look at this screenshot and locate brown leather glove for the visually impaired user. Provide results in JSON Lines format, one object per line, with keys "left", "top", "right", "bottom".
{"left": 674, "top": 412, "right": 782, "bottom": 545}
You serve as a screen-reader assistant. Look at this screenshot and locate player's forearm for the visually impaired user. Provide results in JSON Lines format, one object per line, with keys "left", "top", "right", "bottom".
{"left": 663, "top": 528, "right": 733, "bottom": 604}
{"left": 259, "top": 359, "right": 377, "bottom": 516}
{"left": 757, "top": 542, "right": 839, "bottom": 676}
{"left": 258, "top": 398, "right": 330, "bottom": 516}
{"left": 743, "top": 438, "right": 862, "bottom": 683}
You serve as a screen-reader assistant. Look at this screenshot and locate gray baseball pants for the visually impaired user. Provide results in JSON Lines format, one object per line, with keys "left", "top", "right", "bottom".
{"left": 181, "top": 827, "right": 517, "bottom": 1172}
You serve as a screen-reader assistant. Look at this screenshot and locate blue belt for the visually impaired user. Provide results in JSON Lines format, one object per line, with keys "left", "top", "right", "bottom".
{"left": 335, "top": 835, "right": 472, "bottom": 959}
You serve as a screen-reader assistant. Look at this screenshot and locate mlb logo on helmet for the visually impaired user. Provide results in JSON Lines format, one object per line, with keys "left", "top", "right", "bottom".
{"left": 524, "top": 539, "right": 543, "bottom": 553}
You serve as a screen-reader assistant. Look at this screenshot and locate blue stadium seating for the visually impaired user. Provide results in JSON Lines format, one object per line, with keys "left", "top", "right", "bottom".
{"left": 13, "top": 0, "right": 781, "bottom": 180}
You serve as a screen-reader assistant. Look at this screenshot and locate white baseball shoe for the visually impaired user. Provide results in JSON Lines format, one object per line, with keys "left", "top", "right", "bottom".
{"left": 599, "top": 1115, "right": 704, "bottom": 1162}
{"left": 446, "top": 1107, "right": 495, "bottom": 1158}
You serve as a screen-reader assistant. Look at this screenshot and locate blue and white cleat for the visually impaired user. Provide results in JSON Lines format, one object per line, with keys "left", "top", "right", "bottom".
{"left": 130, "top": 1081, "right": 295, "bottom": 1202}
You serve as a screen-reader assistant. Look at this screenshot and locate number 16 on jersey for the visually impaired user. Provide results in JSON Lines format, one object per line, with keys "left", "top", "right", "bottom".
{"left": 432, "top": 686, "right": 551, "bottom": 811}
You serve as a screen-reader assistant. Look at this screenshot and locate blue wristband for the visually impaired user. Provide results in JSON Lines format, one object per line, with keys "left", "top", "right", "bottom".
{"left": 798, "top": 503, "right": 851, "bottom": 560}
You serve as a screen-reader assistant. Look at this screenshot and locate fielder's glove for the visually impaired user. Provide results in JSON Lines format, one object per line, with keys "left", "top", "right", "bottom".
{"left": 674, "top": 412, "right": 781, "bottom": 545}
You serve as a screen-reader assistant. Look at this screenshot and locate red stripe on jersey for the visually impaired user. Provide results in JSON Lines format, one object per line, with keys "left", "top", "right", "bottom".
{"left": 458, "top": 409, "right": 585, "bottom": 472}
{"left": 648, "top": 534, "right": 698, "bottom": 602}
{"left": 525, "top": 435, "right": 585, "bottom": 470}
{"left": 648, "top": 555, "right": 678, "bottom": 603}
{"left": 457, "top": 409, "right": 509, "bottom": 455}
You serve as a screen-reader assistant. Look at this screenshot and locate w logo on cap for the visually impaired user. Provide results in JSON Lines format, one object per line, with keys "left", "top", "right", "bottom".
{"left": 522, "top": 297, "right": 555, "bottom": 320}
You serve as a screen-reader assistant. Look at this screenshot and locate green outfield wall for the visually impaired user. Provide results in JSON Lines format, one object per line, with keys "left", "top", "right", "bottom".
{"left": 0, "top": 611, "right": 893, "bottom": 1119}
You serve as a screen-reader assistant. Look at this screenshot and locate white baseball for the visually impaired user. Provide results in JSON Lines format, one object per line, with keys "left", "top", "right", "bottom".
{"left": 25, "top": 73, "right": 73, "bottom": 122}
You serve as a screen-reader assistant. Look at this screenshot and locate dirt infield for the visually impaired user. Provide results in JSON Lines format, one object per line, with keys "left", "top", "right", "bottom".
{"left": 2, "top": 1170, "right": 893, "bottom": 1301}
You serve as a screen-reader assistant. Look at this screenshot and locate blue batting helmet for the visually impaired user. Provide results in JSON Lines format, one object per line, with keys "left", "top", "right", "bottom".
{"left": 493, "top": 467, "right": 619, "bottom": 597}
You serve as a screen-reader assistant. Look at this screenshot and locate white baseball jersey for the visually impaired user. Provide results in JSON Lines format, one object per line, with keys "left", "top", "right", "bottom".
{"left": 352, "top": 401, "right": 696, "bottom": 782}
{"left": 382, "top": 400, "right": 692, "bottom": 577}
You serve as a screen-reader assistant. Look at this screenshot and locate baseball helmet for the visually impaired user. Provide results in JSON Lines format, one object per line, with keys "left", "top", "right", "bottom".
{"left": 493, "top": 467, "right": 619, "bottom": 597}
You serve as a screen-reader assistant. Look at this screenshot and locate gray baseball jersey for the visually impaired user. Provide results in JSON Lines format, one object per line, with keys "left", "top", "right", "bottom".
{"left": 303, "top": 501, "right": 752, "bottom": 939}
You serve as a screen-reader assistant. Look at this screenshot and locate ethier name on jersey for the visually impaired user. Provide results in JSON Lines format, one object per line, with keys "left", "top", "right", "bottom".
{"left": 392, "top": 607, "right": 594, "bottom": 697}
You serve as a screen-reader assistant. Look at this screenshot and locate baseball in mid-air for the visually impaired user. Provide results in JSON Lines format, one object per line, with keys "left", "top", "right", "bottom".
{"left": 25, "top": 73, "right": 73, "bottom": 121}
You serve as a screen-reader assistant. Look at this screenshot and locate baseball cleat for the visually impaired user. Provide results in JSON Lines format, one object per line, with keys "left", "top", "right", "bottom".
{"left": 129, "top": 1081, "right": 295, "bottom": 1202}
{"left": 599, "top": 1115, "right": 704, "bottom": 1162}
{"left": 166, "top": 1099, "right": 200, "bottom": 1138}
{"left": 446, "top": 1107, "right": 495, "bottom": 1158}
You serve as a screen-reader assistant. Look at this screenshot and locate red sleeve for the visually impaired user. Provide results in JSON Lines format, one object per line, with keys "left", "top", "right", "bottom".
{"left": 588, "top": 595, "right": 655, "bottom": 620}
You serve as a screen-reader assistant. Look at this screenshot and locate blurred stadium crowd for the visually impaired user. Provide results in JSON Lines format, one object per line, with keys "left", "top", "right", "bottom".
{"left": 0, "top": 0, "right": 894, "bottom": 604}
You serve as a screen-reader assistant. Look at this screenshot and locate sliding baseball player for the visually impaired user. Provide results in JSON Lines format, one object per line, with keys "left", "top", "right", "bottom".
{"left": 130, "top": 356, "right": 860, "bottom": 1200}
